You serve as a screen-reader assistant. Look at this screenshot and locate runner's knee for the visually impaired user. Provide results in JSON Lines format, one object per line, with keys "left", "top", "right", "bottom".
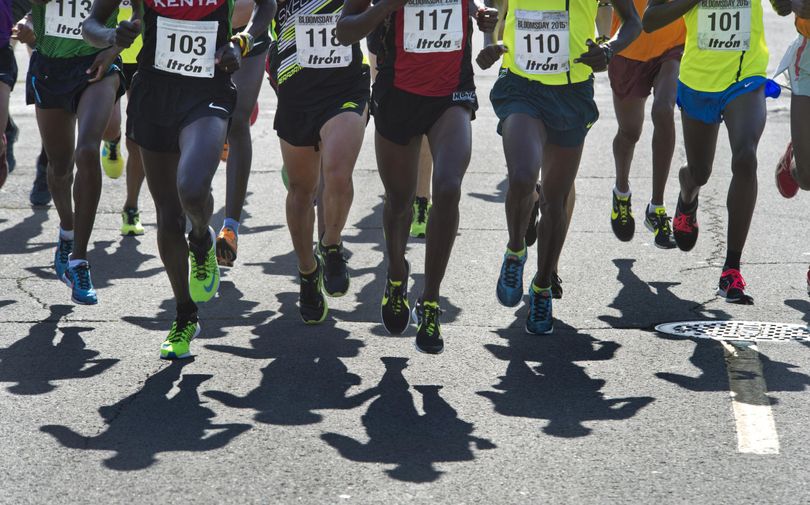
{"left": 507, "top": 168, "right": 539, "bottom": 198}
{"left": 73, "top": 143, "right": 99, "bottom": 171}
{"left": 730, "top": 146, "right": 758, "bottom": 178}
{"left": 432, "top": 174, "right": 462, "bottom": 207}
{"left": 650, "top": 101, "right": 675, "bottom": 128}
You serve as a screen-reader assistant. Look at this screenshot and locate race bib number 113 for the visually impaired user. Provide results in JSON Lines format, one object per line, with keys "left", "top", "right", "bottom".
{"left": 44, "top": 0, "right": 92, "bottom": 40}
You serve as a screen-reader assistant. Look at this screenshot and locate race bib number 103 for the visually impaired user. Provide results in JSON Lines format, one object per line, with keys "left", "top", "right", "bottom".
{"left": 154, "top": 17, "right": 218, "bottom": 78}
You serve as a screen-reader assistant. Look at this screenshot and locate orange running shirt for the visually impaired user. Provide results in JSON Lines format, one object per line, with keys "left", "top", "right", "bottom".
{"left": 611, "top": 0, "right": 687, "bottom": 61}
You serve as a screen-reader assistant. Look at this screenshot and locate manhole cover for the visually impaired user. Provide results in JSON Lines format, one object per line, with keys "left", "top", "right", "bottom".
{"left": 656, "top": 321, "right": 810, "bottom": 342}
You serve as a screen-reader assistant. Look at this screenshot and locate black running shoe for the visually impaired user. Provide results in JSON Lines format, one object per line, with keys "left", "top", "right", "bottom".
{"left": 644, "top": 205, "right": 676, "bottom": 249}
{"left": 673, "top": 198, "right": 699, "bottom": 252}
{"left": 551, "top": 272, "right": 563, "bottom": 300}
{"left": 525, "top": 184, "right": 540, "bottom": 247}
{"left": 30, "top": 150, "right": 51, "bottom": 207}
{"left": 717, "top": 268, "right": 753, "bottom": 305}
{"left": 299, "top": 256, "right": 328, "bottom": 324}
{"left": 317, "top": 241, "right": 350, "bottom": 297}
{"left": 381, "top": 261, "right": 410, "bottom": 334}
{"left": 415, "top": 299, "right": 444, "bottom": 354}
{"left": 611, "top": 191, "right": 634, "bottom": 241}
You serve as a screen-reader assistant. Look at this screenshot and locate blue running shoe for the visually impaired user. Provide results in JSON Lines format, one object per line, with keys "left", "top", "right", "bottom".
{"left": 54, "top": 236, "right": 73, "bottom": 281}
{"left": 496, "top": 251, "right": 527, "bottom": 307}
{"left": 526, "top": 284, "right": 553, "bottom": 335}
{"left": 64, "top": 261, "right": 98, "bottom": 305}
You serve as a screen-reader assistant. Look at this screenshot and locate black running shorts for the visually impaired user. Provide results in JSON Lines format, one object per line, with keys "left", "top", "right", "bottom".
{"left": 0, "top": 44, "right": 17, "bottom": 90}
{"left": 126, "top": 72, "right": 236, "bottom": 153}
{"left": 371, "top": 81, "right": 478, "bottom": 146}
{"left": 26, "top": 51, "right": 125, "bottom": 113}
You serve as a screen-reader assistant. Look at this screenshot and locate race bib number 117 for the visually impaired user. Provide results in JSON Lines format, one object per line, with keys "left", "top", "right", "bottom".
{"left": 403, "top": 0, "right": 464, "bottom": 53}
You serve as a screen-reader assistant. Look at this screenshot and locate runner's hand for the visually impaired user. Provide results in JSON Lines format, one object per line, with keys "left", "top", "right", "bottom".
{"left": 575, "top": 39, "right": 610, "bottom": 72}
{"left": 12, "top": 20, "right": 36, "bottom": 45}
{"left": 476, "top": 44, "right": 506, "bottom": 70}
{"left": 86, "top": 48, "right": 118, "bottom": 83}
{"left": 476, "top": 7, "right": 499, "bottom": 32}
{"left": 216, "top": 42, "right": 242, "bottom": 74}
{"left": 114, "top": 19, "right": 141, "bottom": 48}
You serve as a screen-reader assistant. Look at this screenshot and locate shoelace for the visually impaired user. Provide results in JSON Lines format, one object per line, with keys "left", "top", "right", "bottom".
{"left": 502, "top": 257, "right": 522, "bottom": 288}
{"left": 58, "top": 240, "right": 72, "bottom": 265}
{"left": 421, "top": 304, "right": 442, "bottom": 336}
{"left": 672, "top": 213, "right": 694, "bottom": 233}
{"left": 416, "top": 199, "right": 428, "bottom": 224}
{"left": 107, "top": 140, "right": 119, "bottom": 161}
{"left": 386, "top": 282, "right": 405, "bottom": 315}
{"left": 125, "top": 209, "right": 139, "bottom": 226}
{"left": 552, "top": 273, "right": 562, "bottom": 289}
{"left": 191, "top": 251, "right": 210, "bottom": 281}
{"left": 73, "top": 263, "right": 91, "bottom": 290}
{"left": 651, "top": 212, "right": 673, "bottom": 235}
{"left": 300, "top": 271, "right": 322, "bottom": 304}
{"left": 168, "top": 320, "right": 195, "bottom": 343}
{"left": 722, "top": 269, "right": 747, "bottom": 291}
{"left": 530, "top": 290, "right": 551, "bottom": 321}
{"left": 617, "top": 199, "right": 631, "bottom": 224}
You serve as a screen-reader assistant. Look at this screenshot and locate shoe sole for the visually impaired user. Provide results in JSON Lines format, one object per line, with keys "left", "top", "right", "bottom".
{"left": 413, "top": 340, "right": 444, "bottom": 355}
{"left": 716, "top": 288, "right": 754, "bottom": 305}
{"left": 121, "top": 230, "right": 145, "bottom": 237}
{"left": 160, "top": 324, "right": 201, "bottom": 360}
{"left": 525, "top": 324, "right": 554, "bottom": 335}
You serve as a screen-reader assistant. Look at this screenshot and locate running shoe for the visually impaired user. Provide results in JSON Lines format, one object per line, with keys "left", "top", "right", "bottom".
{"left": 526, "top": 285, "right": 553, "bottom": 335}
{"left": 188, "top": 227, "right": 219, "bottom": 303}
{"left": 644, "top": 205, "right": 676, "bottom": 249}
{"left": 775, "top": 142, "right": 799, "bottom": 198}
{"left": 6, "top": 116, "right": 18, "bottom": 173}
{"left": 120, "top": 208, "right": 145, "bottom": 236}
{"left": 299, "top": 256, "right": 328, "bottom": 324}
{"left": 496, "top": 251, "right": 527, "bottom": 307}
{"left": 317, "top": 241, "right": 350, "bottom": 297}
{"left": 672, "top": 198, "right": 699, "bottom": 252}
{"left": 30, "top": 151, "right": 51, "bottom": 207}
{"left": 551, "top": 272, "right": 563, "bottom": 300}
{"left": 216, "top": 227, "right": 238, "bottom": 267}
{"left": 611, "top": 191, "right": 634, "bottom": 241}
{"left": 160, "top": 317, "right": 201, "bottom": 360}
{"left": 64, "top": 261, "right": 98, "bottom": 305}
{"left": 101, "top": 137, "right": 124, "bottom": 179}
{"left": 221, "top": 143, "right": 229, "bottom": 162}
{"left": 410, "top": 197, "right": 430, "bottom": 238}
{"left": 717, "top": 268, "right": 753, "bottom": 304}
{"left": 54, "top": 235, "right": 73, "bottom": 280}
{"left": 414, "top": 299, "right": 444, "bottom": 354}
{"left": 381, "top": 261, "right": 410, "bottom": 334}
{"left": 525, "top": 184, "right": 540, "bottom": 247}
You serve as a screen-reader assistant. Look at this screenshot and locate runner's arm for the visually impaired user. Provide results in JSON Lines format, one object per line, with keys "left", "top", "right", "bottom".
{"left": 83, "top": 0, "right": 139, "bottom": 49}
{"left": 643, "top": 0, "right": 700, "bottom": 32}
{"left": 476, "top": 0, "right": 506, "bottom": 69}
{"left": 605, "top": 0, "right": 641, "bottom": 55}
{"left": 241, "top": 0, "right": 275, "bottom": 41}
{"left": 471, "top": 0, "right": 498, "bottom": 36}
{"left": 596, "top": 1, "right": 614, "bottom": 41}
{"left": 337, "top": 0, "right": 408, "bottom": 45}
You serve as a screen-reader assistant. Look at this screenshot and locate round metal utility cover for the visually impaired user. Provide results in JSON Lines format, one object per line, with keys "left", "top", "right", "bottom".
{"left": 655, "top": 321, "right": 810, "bottom": 343}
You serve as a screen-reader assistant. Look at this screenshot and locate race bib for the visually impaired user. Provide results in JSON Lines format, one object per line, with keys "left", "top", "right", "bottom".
{"left": 403, "top": 0, "right": 463, "bottom": 53}
{"left": 513, "top": 10, "right": 570, "bottom": 74}
{"left": 44, "top": 0, "right": 92, "bottom": 40}
{"left": 697, "top": 0, "right": 751, "bottom": 51}
{"left": 154, "top": 17, "right": 218, "bottom": 78}
{"left": 295, "top": 13, "right": 352, "bottom": 68}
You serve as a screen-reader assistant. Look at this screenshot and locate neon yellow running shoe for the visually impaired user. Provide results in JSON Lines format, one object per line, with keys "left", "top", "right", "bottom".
{"left": 409, "top": 197, "right": 430, "bottom": 238}
{"left": 101, "top": 138, "right": 125, "bottom": 179}
{"left": 189, "top": 227, "right": 220, "bottom": 303}
{"left": 160, "top": 318, "right": 201, "bottom": 360}
{"left": 120, "top": 208, "right": 145, "bottom": 236}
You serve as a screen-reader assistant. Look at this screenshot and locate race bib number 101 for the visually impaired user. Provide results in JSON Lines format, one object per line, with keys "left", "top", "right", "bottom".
{"left": 513, "top": 10, "right": 570, "bottom": 74}
{"left": 697, "top": 0, "right": 752, "bottom": 51}
{"left": 45, "top": 0, "right": 92, "bottom": 40}
{"left": 154, "top": 17, "right": 218, "bottom": 78}
{"left": 403, "top": 0, "right": 464, "bottom": 53}
{"left": 295, "top": 13, "right": 352, "bottom": 68}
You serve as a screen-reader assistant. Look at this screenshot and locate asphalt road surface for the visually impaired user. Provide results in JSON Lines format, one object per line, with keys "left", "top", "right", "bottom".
{"left": 2, "top": 10, "right": 809, "bottom": 505}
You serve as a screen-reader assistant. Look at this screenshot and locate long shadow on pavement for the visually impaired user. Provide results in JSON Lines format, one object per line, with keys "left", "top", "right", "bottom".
{"left": 321, "top": 357, "right": 496, "bottom": 483}
{"left": 41, "top": 360, "right": 251, "bottom": 471}
{"left": 204, "top": 292, "right": 376, "bottom": 424}
{"left": 478, "top": 324, "right": 653, "bottom": 437}
{"left": 0, "top": 208, "right": 51, "bottom": 255}
{"left": 0, "top": 305, "right": 118, "bottom": 395}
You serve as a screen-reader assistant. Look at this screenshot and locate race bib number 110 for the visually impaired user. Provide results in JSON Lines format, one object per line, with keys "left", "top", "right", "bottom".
{"left": 154, "top": 17, "right": 218, "bottom": 78}
{"left": 513, "top": 10, "right": 570, "bottom": 74}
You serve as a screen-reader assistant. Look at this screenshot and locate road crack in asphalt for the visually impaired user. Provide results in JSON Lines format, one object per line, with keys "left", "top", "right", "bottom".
{"left": 16, "top": 276, "right": 49, "bottom": 311}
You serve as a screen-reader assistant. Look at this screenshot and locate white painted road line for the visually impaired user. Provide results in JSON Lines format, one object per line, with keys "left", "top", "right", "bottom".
{"left": 721, "top": 342, "right": 780, "bottom": 455}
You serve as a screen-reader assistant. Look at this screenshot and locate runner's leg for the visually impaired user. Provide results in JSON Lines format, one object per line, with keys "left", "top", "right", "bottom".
{"left": 281, "top": 140, "right": 320, "bottom": 274}
{"left": 612, "top": 93, "right": 646, "bottom": 195}
{"left": 503, "top": 113, "right": 545, "bottom": 253}
{"left": 650, "top": 59, "right": 679, "bottom": 206}
{"left": 37, "top": 108, "right": 75, "bottom": 233}
{"left": 791, "top": 94, "right": 810, "bottom": 190}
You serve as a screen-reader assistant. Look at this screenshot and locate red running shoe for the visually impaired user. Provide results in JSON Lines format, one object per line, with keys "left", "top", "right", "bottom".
{"left": 717, "top": 268, "right": 753, "bottom": 305}
{"left": 776, "top": 142, "right": 799, "bottom": 198}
